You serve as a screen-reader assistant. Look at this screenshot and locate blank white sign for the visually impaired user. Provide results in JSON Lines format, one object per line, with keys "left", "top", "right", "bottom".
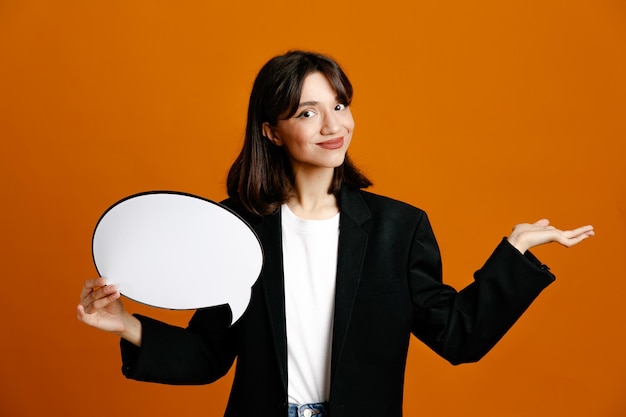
{"left": 92, "top": 191, "right": 263, "bottom": 324}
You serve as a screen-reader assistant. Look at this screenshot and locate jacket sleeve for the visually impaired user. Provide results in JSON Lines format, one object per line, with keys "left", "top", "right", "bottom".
{"left": 120, "top": 304, "right": 237, "bottom": 384}
{"left": 408, "top": 212, "right": 555, "bottom": 364}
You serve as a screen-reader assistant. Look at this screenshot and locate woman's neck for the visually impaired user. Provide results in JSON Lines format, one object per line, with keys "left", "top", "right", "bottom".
{"left": 288, "top": 168, "right": 339, "bottom": 220}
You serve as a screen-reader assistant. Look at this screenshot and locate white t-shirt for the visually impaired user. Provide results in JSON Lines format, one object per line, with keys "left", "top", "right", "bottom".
{"left": 281, "top": 204, "right": 339, "bottom": 404}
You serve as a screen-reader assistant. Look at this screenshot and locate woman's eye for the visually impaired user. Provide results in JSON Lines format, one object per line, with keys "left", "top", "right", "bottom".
{"left": 296, "top": 110, "right": 316, "bottom": 118}
{"left": 335, "top": 103, "right": 346, "bottom": 111}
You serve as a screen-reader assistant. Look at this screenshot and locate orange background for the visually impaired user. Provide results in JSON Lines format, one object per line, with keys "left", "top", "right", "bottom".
{"left": 1, "top": 1, "right": 625, "bottom": 416}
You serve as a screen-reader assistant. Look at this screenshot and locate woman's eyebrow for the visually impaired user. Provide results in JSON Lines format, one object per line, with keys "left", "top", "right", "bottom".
{"left": 297, "top": 97, "right": 341, "bottom": 108}
{"left": 297, "top": 100, "right": 319, "bottom": 108}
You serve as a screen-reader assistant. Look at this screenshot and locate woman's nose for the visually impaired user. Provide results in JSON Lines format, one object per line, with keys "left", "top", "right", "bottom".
{"left": 320, "top": 111, "right": 340, "bottom": 135}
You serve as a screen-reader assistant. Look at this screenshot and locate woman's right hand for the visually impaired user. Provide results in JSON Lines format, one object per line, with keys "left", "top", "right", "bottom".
{"left": 77, "top": 278, "right": 142, "bottom": 346}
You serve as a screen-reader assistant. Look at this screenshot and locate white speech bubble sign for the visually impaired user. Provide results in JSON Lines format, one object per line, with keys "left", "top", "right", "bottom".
{"left": 92, "top": 191, "right": 263, "bottom": 325}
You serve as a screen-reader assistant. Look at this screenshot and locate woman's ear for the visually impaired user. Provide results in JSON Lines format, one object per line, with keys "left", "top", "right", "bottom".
{"left": 262, "top": 122, "right": 283, "bottom": 146}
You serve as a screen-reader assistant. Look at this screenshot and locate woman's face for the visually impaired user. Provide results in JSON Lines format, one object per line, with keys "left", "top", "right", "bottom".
{"left": 263, "top": 71, "right": 354, "bottom": 176}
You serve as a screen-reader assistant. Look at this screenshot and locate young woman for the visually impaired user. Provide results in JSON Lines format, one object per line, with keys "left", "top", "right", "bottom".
{"left": 78, "top": 50, "right": 594, "bottom": 417}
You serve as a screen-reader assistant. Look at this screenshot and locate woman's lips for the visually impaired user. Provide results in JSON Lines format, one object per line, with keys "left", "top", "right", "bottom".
{"left": 317, "top": 137, "right": 344, "bottom": 150}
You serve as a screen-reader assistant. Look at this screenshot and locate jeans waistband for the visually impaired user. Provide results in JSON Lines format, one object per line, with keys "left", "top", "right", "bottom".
{"left": 287, "top": 402, "right": 329, "bottom": 417}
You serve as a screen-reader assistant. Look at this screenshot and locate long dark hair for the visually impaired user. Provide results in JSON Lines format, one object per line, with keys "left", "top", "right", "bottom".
{"left": 226, "top": 50, "right": 372, "bottom": 217}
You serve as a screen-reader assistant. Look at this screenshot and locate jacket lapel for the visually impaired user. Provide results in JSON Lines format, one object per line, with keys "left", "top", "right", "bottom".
{"left": 331, "top": 187, "right": 371, "bottom": 380}
{"left": 254, "top": 210, "right": 289, "bottom": 392}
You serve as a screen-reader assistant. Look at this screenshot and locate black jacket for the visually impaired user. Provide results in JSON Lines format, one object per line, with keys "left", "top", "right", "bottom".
{"left": 121, "top": 186, "right": 555, "bottom": 416}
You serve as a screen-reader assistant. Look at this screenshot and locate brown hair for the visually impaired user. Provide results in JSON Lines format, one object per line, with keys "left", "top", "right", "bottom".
{"left": 226, "top": 50, "right": 372, "bottom": 217}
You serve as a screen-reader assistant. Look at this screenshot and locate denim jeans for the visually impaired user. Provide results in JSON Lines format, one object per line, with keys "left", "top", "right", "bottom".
{"left": 287, "top": 402, "right": 329, "bottom": 417}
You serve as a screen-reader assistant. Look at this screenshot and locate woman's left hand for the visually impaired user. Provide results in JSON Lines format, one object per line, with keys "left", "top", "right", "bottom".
{"left": 507, "top": 219, "right": 594, "bottom": 254}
